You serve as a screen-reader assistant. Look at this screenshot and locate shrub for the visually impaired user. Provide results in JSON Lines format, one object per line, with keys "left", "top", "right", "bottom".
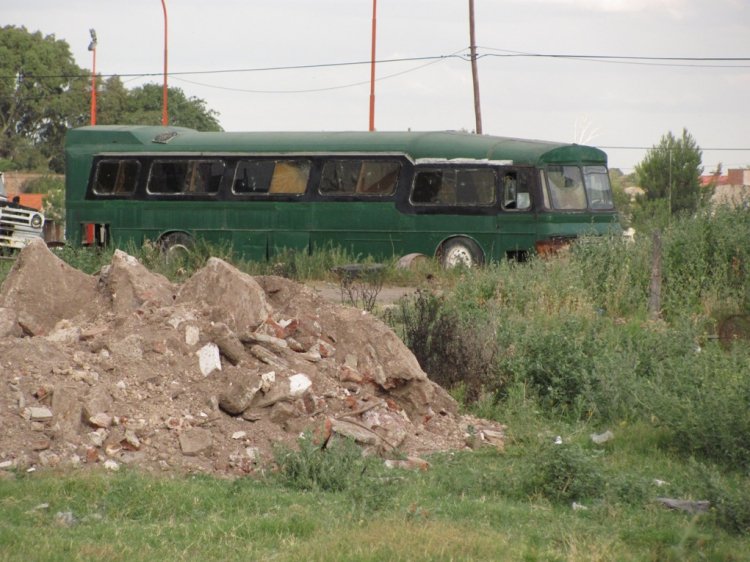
{"left": 524, "top": 442, "right": 605, "bottom": 503}
{"left": 641, "top": 344, "right": 750, "bottom": 470}
{"left": 398, "top": 290, "right": 499, "bottom": 401}
{"left": 272, "top": 434, "right": 398, "bottom": 513}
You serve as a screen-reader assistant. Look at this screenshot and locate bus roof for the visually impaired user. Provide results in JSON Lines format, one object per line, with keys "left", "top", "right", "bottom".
{"left": 65, "top": 126, "right": 608, "bottom": 166}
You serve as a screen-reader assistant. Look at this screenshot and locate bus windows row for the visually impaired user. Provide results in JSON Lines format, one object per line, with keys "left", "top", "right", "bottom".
{"left": 92, "top": 158, "right": 401, "bottom": 198}
{"left": 90, "top": 156, "right": 608, "bottom": 211}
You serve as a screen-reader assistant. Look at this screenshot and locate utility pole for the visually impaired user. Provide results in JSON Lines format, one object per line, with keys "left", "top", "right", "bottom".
{"left": 369, "top": 0, "right": 377, "bottom": 131}
{"left": 468, "top": 0, "right": 482, "bottom": 134}
{"left": 88, "top": 29, "right": 97, "bottom": 125}
{"left": 161, "top": 0, "right": 169, "bottom": 126}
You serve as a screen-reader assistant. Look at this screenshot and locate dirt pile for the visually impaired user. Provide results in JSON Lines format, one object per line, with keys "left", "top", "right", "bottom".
{"left": 0, "top": 240, "right": 504, "bottom": 477}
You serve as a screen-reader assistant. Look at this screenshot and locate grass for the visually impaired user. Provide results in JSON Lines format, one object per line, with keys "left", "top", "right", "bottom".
{"left": 1, "top": 208, "right": 749, "bottom": 559}
{"left": 1, "top": 421, "right": 746, "bottom": 561}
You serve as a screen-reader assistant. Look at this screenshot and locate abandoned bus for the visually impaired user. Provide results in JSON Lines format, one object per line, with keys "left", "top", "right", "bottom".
{"left": 64, "top": 126, "right": 619, "bottom": 266}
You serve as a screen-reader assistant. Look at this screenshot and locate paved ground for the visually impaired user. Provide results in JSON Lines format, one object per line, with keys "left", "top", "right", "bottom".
{"left": 307, "top": 280, "right": 418, "bottom": 306}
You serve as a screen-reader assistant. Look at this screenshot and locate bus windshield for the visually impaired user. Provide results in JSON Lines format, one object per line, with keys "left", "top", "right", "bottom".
{"left": 545, "top": 165, "right": 615, "bottom": 210}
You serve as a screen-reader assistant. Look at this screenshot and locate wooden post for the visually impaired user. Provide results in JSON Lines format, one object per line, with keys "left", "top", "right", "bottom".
{"left": 648, "top": 230, "right": 662, "bottom": 321}
{"left": 468, "top": 0, "right": 482, "bottom": 134}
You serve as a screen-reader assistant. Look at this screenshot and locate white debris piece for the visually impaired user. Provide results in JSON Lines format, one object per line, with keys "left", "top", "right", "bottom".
{"left": 591, "top": 430, "right": 614, "bottom": 445}
{"left": 185, "top": 325, "right": 200, "bottom": 346}
{"left": 261, "top": 370, "right": 276, "bottom": 392}
{"left": 196, "top": 343, "right": 222, "bottom": 376}
{"left": 289, "top": 373, "right": 312, "bottom": 397}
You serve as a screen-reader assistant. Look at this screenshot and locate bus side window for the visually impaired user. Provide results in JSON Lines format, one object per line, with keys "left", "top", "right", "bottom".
{"left": 411, "top": 170, "right": 443, "bottom": 204}
{"left": 456, "top": 169, "right": 494, "bottom": 205}
{"left": 320, "top": 160, "right": 361, "bottom": 194}
{"left": 148, "top": 161, "right": 189, "bottom": 194}
{"left": 355, "top": 161, "right": 400, "bottom": 195}
{"left": 93, "top": 160, "right": 139, "bottom": 195}
{"left": 233, "top": 160, "right": 275, "bottom": 193}
{"left": 188, "top": 160, "right": 224, "bottom": 194}
{"left": 268, "top": 160, "right": 311, "bottom": 194}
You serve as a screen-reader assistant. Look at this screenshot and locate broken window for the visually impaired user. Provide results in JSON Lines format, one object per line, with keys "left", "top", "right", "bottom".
{"left": 147, "top": 160, "right": 224, "bottom": 195}
{"left": 319, "top": 160, "right": 400, "bottom": 196}
{"left": 501, "top": 170, "right": 532, "bottom": 211}
{"left": 545, "top": 165, "right": 587, "bottom": 210}
{"left": 93, "top": 160, "right": 140, "bottom": 195}
{"left": 411, "top": 168, "right": 496, "bottom": 206}
{"left": 232, "top": 160, "right": 311, "bottom": 195}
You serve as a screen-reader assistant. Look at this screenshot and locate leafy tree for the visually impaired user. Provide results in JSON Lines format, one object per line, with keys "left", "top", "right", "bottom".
{"left": 634, "top": 129, "right": 708, "bottom": 214}
{"left": 0, "top": 25, "right": 88, "bottom": 173}
{"left": 1, "top": 27, "right": 222, "bottom": 174}
{"left": 98, "top": 78, "right": 221, "bottom": 131}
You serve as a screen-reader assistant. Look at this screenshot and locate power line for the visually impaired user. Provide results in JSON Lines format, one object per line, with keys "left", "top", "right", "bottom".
{"left": 478, "top": 47, "right": 750, "bottom": 68}
{"left": 171, "top": 49, "right": 464, "bottom": 94}
{"left": 3, "top": 48, "right": 749, "bottom": 81}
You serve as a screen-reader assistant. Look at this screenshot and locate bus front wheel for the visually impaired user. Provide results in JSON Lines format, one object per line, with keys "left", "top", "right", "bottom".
{"left": 159, "top": 232, "right": 194, "bottom": 262}
{"left": 439, "top": 238, "right": 484, "bottom": 269}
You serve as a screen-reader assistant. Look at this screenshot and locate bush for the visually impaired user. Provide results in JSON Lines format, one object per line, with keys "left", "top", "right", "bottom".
{"left": 272, "top": 434, "right": 398, "bottom": 513}
{"left": 273, "top": 434, "right": 367, "bottom": 493}
{"left": 701, "top": 465, "right": 750, "bottom": 535}
{"left": 642, "top": 344, "right": 750, "bottom": 470}
{"left": 398, "top": 290, "right": 499, "bottom": 401}
{"left": 524, "top": 442, "right": 605, "bottom": 503}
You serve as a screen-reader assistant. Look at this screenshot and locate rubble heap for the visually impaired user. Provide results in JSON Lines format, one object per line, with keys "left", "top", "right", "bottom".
{"left": 0, "top": 240, "right": 504, "bottom": 476}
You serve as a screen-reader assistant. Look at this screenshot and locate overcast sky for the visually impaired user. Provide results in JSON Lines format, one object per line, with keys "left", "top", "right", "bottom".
{"left": 6, "top": 0, "right": 750, "bottom": 172}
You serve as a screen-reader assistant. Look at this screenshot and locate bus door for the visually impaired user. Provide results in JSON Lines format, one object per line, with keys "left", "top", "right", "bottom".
{"left": 496, "top": 167, "right": 537, "bottom": 261}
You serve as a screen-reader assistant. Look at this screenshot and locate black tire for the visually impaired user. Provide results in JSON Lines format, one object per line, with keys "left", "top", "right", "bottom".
{"left": 439, "top": 237, "right": 484, "bottom": 269}
{"left": 158, "top": 232, "right": 194, "bottom": 262}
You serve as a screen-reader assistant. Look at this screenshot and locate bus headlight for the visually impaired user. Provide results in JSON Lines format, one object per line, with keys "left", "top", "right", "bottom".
{"left": 31, "top": 213, "right": 44, "bottom": 229}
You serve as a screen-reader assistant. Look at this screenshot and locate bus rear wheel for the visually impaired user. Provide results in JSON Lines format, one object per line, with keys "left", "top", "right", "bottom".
{"left": 159, "top": 232, "right": 194, "bottom": 262}
{"left": 439, "top": 237, "right": 484, "bottom": 269}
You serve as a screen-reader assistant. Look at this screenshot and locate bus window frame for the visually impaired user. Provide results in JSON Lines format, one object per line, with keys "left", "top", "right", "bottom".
{"left": 230, "top": 157, "right": 312, "bottom": 198}
{"left": 408, "top": 166, "right": 497, "bottom": 209}
{"left": 318, "top": 158, "right": 402, "bottom": 198}
{"left": 90, "top": 158, "right": 142, "bottom": 197}
{"left": 543, "top": 165, "right": 588, "bottom": 211}
{"left": 146, "top": 158, "right": 225, "bottom": 197}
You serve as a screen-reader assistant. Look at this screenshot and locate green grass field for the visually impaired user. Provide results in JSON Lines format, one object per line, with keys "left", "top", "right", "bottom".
{"left": 1, "top": 206, "right": 749, "bottom": 560}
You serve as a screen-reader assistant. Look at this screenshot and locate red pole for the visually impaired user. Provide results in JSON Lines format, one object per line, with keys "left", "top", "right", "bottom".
{"left": 368, "top": 0, "right": 377, "bottom": 131}
{"left": 161, "top": 0, "right": 169, "bottom": 126}
{"left": 90, "top": 46, "right": 97, "bottom": 125}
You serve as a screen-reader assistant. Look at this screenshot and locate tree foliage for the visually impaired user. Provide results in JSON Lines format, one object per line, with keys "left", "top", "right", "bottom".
{"left": 0, "top": 25, "right": 88, "bottom": 172}
{"left": 0, "top": 26, "right": 222, "bottom": 174}
{"left": 634, "top": 128, "right": 707, "bottom": 214}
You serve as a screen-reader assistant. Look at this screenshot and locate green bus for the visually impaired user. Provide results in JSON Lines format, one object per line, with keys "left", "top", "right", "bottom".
{"left": 64, "top": 126, "right": 620, "bottom": 266}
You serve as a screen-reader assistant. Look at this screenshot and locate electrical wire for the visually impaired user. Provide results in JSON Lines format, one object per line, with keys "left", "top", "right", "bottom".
{"left": 171, "top": 48, "right": 467, "bottom": 94}
{"left": 3, "top": 47, "right": 749, "bottom": 81}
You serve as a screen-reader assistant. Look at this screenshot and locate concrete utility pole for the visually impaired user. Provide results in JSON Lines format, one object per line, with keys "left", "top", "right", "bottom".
{"left": 468, "top": 0, "right": 482, "bottom": 134}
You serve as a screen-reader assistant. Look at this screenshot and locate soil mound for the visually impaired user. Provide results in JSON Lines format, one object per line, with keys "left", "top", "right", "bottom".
{"left": 0, "top": 241, "right": 504, "bottom": 476}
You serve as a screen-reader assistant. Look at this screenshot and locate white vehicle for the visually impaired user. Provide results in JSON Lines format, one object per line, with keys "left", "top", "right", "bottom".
{"left": 0, "top": 172, "right": 46, "bottom": 250}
